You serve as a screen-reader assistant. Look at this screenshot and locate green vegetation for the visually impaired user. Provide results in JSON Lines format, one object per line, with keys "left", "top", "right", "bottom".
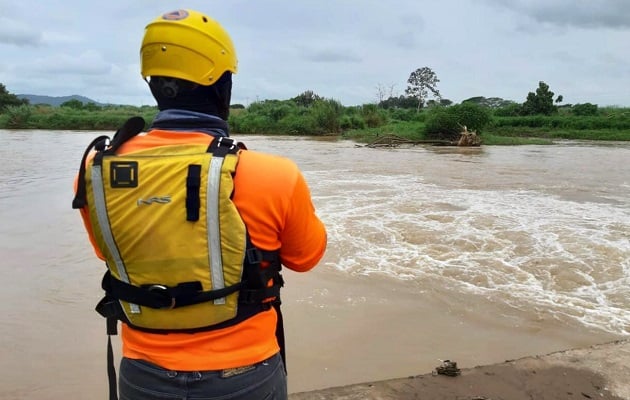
{"left": 424, "top": 103, "right": 491, "bottom": 141}
{"left": 1, "top": 78, "right": 629, "bottom": 145}
{"left": 0, "top": 83, "right": 28, "bottom": 112}
{"left": 0, "top": 102, "right": 157, "bottom": 130}
{"left": 521, "top": 81, "right": 560, "bottom": 116}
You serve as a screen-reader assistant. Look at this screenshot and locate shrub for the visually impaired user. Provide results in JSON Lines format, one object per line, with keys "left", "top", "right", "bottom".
{"left": 424, "top": 108, "right": 460, "bottom": 140}
{"left": 311, "top": 99, "right": 343, "bottom": 134}
{"left": 424, "top": 102, "right": 491, "bottom": 140}
{"left": 340, "top": 115, "right": 366, "bottom": 130}
{"left": 571, "top": 103, "right": 599, "bottom": 116}
{"left": 278, "top": 114, "right": 317, "bottom": 135}
{"left": 493, "top": 103, "right": 522, "bottom": 117}
{"left": 5, "top": 105, "right": 33, "bottom": 128}
{"left": 60, "top": 99, "right": 85, "bottom": 109}
{"left": 361, "top": 104, "right": 387, "bottom": 128}
{"left": 231, "top": 113, "right": 275, "bottom": 134}
{"left": 389, "top": 108, "right": 417, "bottom": 122}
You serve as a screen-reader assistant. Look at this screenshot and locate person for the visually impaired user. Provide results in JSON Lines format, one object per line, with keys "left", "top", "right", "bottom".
{"left": 73, "top": 9, "right": 327, "bottom": 400}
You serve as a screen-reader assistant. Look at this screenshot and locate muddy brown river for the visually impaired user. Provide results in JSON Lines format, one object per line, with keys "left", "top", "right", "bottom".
{"left": 1, "top": 130, "right": 628, "bottom": 398}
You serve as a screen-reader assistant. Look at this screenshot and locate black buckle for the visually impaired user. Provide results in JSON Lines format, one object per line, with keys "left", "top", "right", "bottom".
{"left": 209, "top": 137, "right": 238, "bottom": 157}
{"left": 145, "top": 284, "right": 176, "bottom": 309}
{"left": 246, "top": 248, "right": 263, "bottom": 264}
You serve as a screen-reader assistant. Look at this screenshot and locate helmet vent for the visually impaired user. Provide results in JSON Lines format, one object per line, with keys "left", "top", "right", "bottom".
{"left": 202, "top": 16, "right": 208, "bottom": 23}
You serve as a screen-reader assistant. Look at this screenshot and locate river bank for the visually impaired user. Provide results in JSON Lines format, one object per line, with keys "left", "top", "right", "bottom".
{"left": 2, "top": 102, "right": 630, "bottom": 145}
{"left": 289, "top": 339, "right": 630, "bottom": 400}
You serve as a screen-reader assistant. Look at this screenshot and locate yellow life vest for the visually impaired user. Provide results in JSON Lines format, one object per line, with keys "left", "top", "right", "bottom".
{"left": 73, "top": 120, "right": 282, "bottom": 332}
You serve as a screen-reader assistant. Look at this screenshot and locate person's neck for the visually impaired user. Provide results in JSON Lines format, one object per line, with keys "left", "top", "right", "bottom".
{"left": 150, "top": 109, "right": 229, "bottom": 137}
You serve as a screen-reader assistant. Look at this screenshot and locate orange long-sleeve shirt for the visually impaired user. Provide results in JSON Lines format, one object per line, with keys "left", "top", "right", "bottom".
{"left": 78, "top": 129, "right": 327, "bottom": 370}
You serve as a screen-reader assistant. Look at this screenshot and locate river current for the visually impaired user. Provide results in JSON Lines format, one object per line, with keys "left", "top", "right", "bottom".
{"left": 0, "top": 130, "right": 628, "bottom": 397}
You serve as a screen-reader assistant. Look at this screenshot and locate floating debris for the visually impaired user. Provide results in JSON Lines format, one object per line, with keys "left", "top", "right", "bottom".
{"left": 434, "top": 359, "right": 462, "bottom": 377}
{"left": 360, "top": 127, "right": 481, "bottom": 149}
{"left": 457, "top": 125, "right": 481, "bottom": 146}
{"left": 360, "top": 134, "right": 452, "bottom": 148}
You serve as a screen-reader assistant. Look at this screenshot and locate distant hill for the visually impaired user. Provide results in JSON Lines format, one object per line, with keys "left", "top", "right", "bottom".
{"left": 16, "top": 94, "right": 106, "bottom": 107}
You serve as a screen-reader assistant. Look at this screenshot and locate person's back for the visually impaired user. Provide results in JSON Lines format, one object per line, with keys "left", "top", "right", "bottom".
{"left": 74, "top": 9, "right": 326, "bottom": 400}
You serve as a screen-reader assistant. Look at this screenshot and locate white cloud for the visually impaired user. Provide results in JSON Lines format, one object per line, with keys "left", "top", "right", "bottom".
{"left": 301, "top": 48, "right": 362, "bottom": 63}
{"left": 27, "top": 50, "right": 112, "bottom": 75}
{"left": 0, "top": 0, "right": 628, "bottom": 106}
{"left": 484, "top": 0, "right": 630, "bottom": 29}
{"left": 0, "top": 17, "right": 43, "bottom": 46}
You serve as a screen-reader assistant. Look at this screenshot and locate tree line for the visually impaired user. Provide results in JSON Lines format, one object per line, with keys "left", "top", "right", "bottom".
{"left": 1, "top": 72, "right": 628, "bottom": 144}
{"left": 0, "top": 69, "right": 605, "bottom": 118}
{"left": 390, "top": 67, "right": 599, "bottom": 117}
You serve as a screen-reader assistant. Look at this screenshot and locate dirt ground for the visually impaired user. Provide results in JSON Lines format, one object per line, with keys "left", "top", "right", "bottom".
{"left": 289, "top": 339, "right": 630, "bottom": 400}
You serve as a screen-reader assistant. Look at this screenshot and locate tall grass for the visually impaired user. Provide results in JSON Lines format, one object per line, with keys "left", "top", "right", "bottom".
{"left": 0, "top": 104, "right": 158, "bottom": 130}
{"left": 1, "top": 101, "right": 629, "bottom": 144}
{"left": 492, "top": 115, "right": 630, "bottom": 131}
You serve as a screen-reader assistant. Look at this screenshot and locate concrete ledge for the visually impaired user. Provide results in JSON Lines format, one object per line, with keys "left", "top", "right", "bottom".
{"left": 290, "top": 339, "right": 630, "bottom": 400}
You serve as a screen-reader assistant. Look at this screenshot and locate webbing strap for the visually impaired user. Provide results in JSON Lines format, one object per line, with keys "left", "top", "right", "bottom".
{"left": 72, "top": 116, "right": 144, "bottom": 210}
{"left": 103, "top": 271, "right": 244, "bottom": 309}
{"left": 72, "top": 135, "right": 109, "bottom": 209}
{"left": 106, "top": 336, "right": 117, "bottom": 400}
{"left": 186, "top": 164, "right": 202, "bottom": 221}
{"left": 106, "top": 317, "right": 118, "bottom": 400}
{"left": 274, "top": 301, "right": 287, "bottom": 374}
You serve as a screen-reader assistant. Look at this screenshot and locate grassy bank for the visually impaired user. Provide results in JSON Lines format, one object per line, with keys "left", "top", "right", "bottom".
{"left": 0, "top": 104, "right": 158, "bottom": 131}
{"left": 1, "top": 102, "right": 629, "bottom": 145}
{"left": 484, "top": 126, "right": 630, "bottom": 141}
{"left": 342, "top": 122, "right": 630, "bottom": 145}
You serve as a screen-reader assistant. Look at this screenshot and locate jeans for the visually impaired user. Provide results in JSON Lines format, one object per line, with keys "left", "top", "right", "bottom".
{"left": 119, "top": 353, "right": 287, "bottom": 400}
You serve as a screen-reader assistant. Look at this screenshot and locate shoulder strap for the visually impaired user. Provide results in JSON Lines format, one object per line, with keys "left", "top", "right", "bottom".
{"left": 72, "top": 135, "right": 109, "bottom": 209}
{"left": 207, "top": 136, "right": 240, "bottom": 157}
{"left": 109, "top": 116, "right": 146, "bottom": 154}
{"left": 71, "top": 117, "right": 145, "bottom": 209}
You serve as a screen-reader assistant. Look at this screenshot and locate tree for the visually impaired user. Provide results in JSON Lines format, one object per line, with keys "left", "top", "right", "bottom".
{"left": 60, "top": 99, "right": 84, "bottom": 109}
{"left": 84, "top": 102, "right": 101, "bottom": 111}
{"left": 463, "top": 96, "right": 515, "bottom": 109}
{"left": 521, "top": 81, "right": 557, "bottom": 115}
{"left": 0, "top": 83, "right": 29, "bottom": 111}
{"left": 405, "top": 67, "right": 441, "bottom": 112}
{"left": 426, "top": 98, "right": 453, "bottom": 107}
{"left": 291, "top": 90, "right": 322, "bottom": 107}
{"left": 378, "top": 95, "right": 417, "bottom": 109}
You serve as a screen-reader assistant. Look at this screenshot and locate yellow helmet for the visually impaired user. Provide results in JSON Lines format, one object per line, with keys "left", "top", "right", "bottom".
{"left": 141, "top": 9, "right": 238, "bottom": 86}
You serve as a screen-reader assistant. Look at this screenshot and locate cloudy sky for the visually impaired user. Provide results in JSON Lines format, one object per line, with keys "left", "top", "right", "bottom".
{"left": 1, "top": 1, "right": 629, "bottom": 107}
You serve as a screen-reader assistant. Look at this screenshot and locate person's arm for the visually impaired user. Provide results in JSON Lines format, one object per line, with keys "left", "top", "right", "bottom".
{"left": 278, "top": 171, "right": 327, "bottom": 272}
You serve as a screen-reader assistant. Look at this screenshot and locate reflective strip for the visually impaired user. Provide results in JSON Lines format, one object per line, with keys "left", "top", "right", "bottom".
{"left": 92, "top": 164, "right": 141, "bottom": 314}
{"left": 207, "top": 155, "right": 226, "bottom": 305}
